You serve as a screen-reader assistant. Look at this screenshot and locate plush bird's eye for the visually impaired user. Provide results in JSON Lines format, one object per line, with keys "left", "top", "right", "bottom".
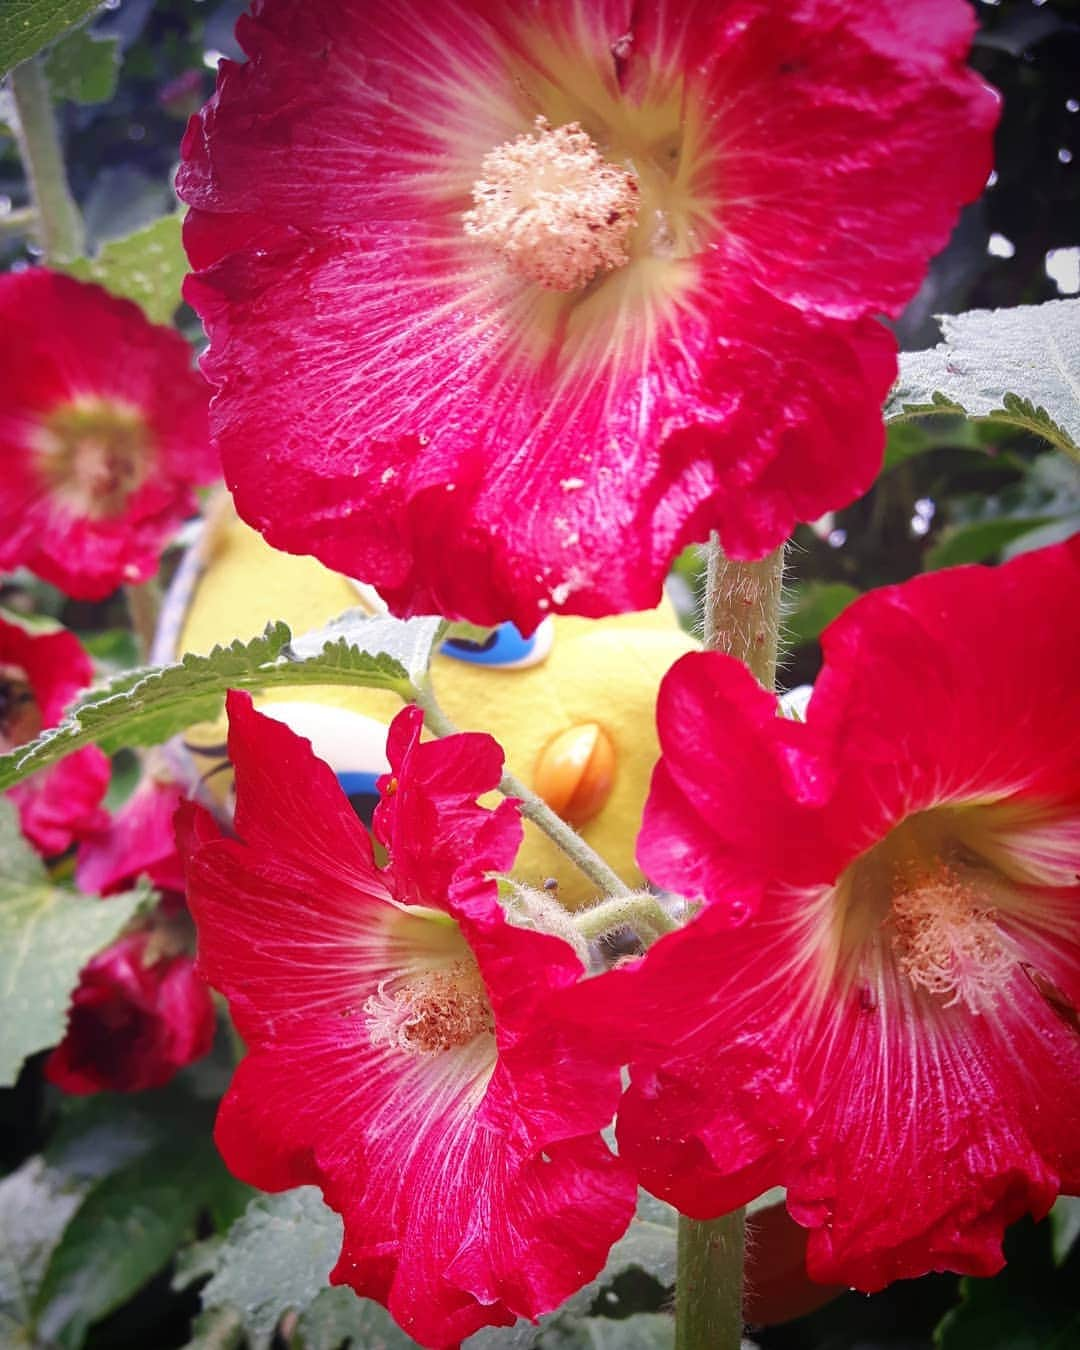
{"left": 440, "top": 618, "right": 554, "bottom": 670}
{"left": 257, "top": 702, "right": 390, "bottom": 825}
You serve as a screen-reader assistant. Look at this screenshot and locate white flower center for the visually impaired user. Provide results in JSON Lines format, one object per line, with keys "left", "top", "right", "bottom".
{"left": 35, "top": 399, "right": 151, "bottom": 519}
{"left": 464, "top": 117, "right": 640, "bottom": 292}
{"left": 364, "top": 961, "right": 493, "bottom": 1055}
{"left": 888, "top": 871, "right": 1013, "bottom": 1014}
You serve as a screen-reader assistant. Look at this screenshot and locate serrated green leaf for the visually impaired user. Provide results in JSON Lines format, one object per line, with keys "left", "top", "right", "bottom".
{"left": 0, "top": 619, "right": 419, "bottom": 793}
{"left": 0, "top": 799, "right": 147, "bottom": 1086}
{"left": 59, "top": 215, "right": 188, "bottom": 324}
{"left": 197, "top": 1188, "right": 345, "bottom": 1350}
{"left": 784, "top": 581, "right": 861, "bottom": 646}
{"left": 288, "top": 612, "right": 446, "bottom": 686}
{"left": 44, "top": 26, "right": 119, "bottom": 104}
{"left": 886, "top": 299, "right": 1080, "bottom": 461}
{"left": 0, "top": 1, "right": 100, "bottom": 77}
{"left": 33, "top": 1139, "right": 228, "bottom": 1349}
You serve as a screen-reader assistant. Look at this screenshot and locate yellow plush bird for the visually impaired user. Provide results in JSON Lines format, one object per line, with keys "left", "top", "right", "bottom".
{"left": 163, "top": 508, "right": 696, "bottom": 907}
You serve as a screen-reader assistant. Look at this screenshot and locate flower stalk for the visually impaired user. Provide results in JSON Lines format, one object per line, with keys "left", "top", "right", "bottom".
{"left": 415, "top": 678, "right": 631, "bottom": 899}
{"left": 9, "top": 57, "right": 84, "bottom": 263}
{"left": 676, "top": 534, "right": 785, "bottom": 1350}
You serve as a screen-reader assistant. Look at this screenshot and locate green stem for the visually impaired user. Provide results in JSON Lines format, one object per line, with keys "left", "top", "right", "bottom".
{"left": 9, "top": 57, "right": 84, "bottom": 262}
{"left": 414, "top": 679, "right": 630, "bottom": 899}
{"left": 0, "top": 206, "right": 38, "bottom": 238}
{"left": 676, "top": 535, "right": 785, "bottom": 1350}
{"left": 675, "top": 1211, "right": 746, "bottom": 1350}
{"left": 125, "top": 578, "right": 162, "bottom": 663}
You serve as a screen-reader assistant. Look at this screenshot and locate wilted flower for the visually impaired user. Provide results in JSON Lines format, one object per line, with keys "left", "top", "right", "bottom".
{"left": 178, "top": 695, "right": 634, "bottom": 1347}
{"left": 0, "top": 614, "right": 109, "bottom": 854}
{"left": 179, "top": 0, "right": 996, "bottom": 629}
{"left": 0, "top": 270, "right": 217, "bottom": 599}
{"left": 579, "top": 539, "right": 1080, "bottom": 1290}
{"left": 46, "top": 929, "right": 215, "bottom": 1094}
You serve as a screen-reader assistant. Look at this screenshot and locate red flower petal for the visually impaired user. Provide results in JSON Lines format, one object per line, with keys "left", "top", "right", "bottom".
{"left": 0, "top": 270, "right": 217, "bottom": 599}
{"left": 1, "top": 615, "right": 109, "bottom": 855}
{"left": 178, "top": 0, "right": 996, "bottom": 630}
{"left": 604, "top": 540, "right": 1080, "bottom": 1288}
{"left": 76, "top": 772, "right": 187, "bottom": 896}
{"left": 180, "top": 694, "right": 634, "bottom": 1346}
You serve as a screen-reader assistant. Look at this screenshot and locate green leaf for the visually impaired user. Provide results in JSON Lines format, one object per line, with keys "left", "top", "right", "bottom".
{"left": 882, "top": 417, "right": 981, "bottom": 470}
{"left": 1, "top": 1097, "right": 187, "bottom": 1341}
{"left": 886, "top": 299, "right": 1080, "bottom": 460}
{"left": 0, "top": 616, "right": 423, "bottom": 793}
{"left": 541, "top": 1313, "right": 674, "bottom": 1350}
{"left": 33, "top": 1139, "right": 229, "bottom": 1349}
{"left": 196, "top": 1188, "right": 346, "bottom": 1350}
{"left": 784, "top": 581, "right": 861, "bottom": 645}
{"left": 0, "top": 799, "right": 147, "bottom": 1086}
{"left": 1050, "top": 1196, "right": 1080, "bottom": 1267}
{"left": 60, "top": 215, "right": 188, "bottom": 324}
{"left": 0, "top": 1, "right": 100, "bottom": 77}
{"left": 288, "top": 612, "right": 446, "bottom": 687}
{"left": 293, "top": 1286, "right": 420, "bottom": 1350}
{"left": 44, "top": 25, "right": 119, "bottom": 104}
{"left": 925, "top": 516, "right": 1055, "bottom": 569}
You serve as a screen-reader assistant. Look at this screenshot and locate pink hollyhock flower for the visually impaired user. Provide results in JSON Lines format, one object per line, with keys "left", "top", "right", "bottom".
{"left": 0, "top": 614, "right": 109, "bottom": 854}
{"left": 76, "top": 767, "right": 187, "bottom": 898}
{"left": 178, "top": 0, "right": 997, "bottom": 630}
{"left": 0, "top": 269, "right": 217, "bottom": 599}
{"left": 178, "top": 693, "right": 634, "bottom": 1348}
{"left": 45, "top": 929, "right": 215, "bottom": 1094}
{"left": 585, "top": 539, "right": 1080, "bottom": 1291}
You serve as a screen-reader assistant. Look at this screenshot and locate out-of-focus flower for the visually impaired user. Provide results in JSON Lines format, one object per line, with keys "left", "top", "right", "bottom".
{"left": 583, "top": 539, "right": 1080, "bottom": 1291}
{"left": 0, "top": 614, "right": 109, "bottom": 854}
{"left": 178, "top": 694, "right": 634, "bottom": 1348}
{"left": 0, "top": 270, "right": 217, "bottom": 599}
{"left": 45, "top": 929, "right": 215, "bottom": 1094}
{"left": 76, "top": 766, "right": 187, "bottom": 897}
{"left": 179, "top": 0, "right": 997, "bottom": 630}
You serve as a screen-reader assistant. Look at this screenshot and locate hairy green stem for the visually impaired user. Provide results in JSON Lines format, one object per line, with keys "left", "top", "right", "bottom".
{"left": 675, "top": 1211, "right": 746, "bottom": 1350}
{"left": 702, "top": 535, "right": 785, "bottom": 688}
{"left": 414, "top": 679, "right": 630, "bottom": 899}
{"left": 9, "top": 58, "right": 84, "bottom": 262}
{"left": 676, "top": 535, "right": 785, "bottom": 1350}
{"left": 574, "top": 891, "right": 679, "bottom": 942}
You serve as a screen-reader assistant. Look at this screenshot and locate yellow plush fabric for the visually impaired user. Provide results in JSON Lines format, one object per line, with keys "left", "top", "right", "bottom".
{"left": 174, "top": 513, "right": 696, "bottom": 906}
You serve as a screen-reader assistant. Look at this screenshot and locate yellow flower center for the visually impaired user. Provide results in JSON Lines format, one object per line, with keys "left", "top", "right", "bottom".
{"left": 464, "top": 117, "right": 640, "bottom": 292}
{"left": 36, "top": 399, "right": 153, "bottom": 519}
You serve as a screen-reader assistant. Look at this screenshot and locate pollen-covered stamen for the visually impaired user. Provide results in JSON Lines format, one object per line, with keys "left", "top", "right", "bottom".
{"left": 364, "top": 961, "right": 494, "bottom": 1055}
{"left": 464, "top": 117, "right": 640, "bottom": 292}
{"left": 888, "top": 871, "right": 1013, "bottom": 1014}
{"left": 36, "top": 400, "right": 152, "bottom": 519}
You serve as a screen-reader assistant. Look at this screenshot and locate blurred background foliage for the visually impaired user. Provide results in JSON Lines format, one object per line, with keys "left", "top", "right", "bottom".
{"left": 0, "top": 1, "right": 1078, "bottom": 1347}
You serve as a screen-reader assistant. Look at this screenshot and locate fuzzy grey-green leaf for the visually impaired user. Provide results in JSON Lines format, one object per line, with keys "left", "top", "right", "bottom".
{"left": 0, "top": 801, "right": 147, "bottom": 1086}
{"left": 198, "top": 1188, "right": 344, "bottom": 1350}
{"left": 886, "top": 299, "right": 1080, "bottom": 460}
